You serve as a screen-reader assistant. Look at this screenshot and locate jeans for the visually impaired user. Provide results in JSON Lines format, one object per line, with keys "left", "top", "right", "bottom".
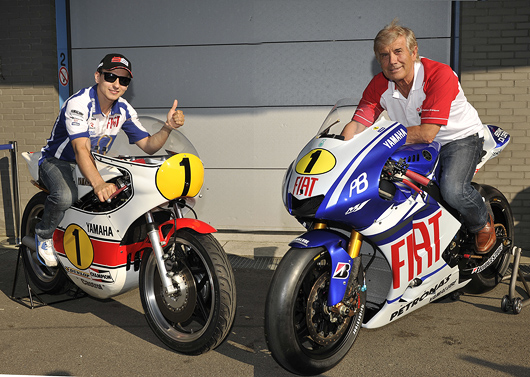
{"left": 439, "top": 133, "right": 488, "bottom": 233}
{"left": 34, "top": 157, "right": 78, "bottom": 239}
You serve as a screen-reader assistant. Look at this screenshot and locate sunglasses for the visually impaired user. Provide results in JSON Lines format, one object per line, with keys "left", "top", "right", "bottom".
{"left": 101, "top": 71, "right": 131, "bottom": 86}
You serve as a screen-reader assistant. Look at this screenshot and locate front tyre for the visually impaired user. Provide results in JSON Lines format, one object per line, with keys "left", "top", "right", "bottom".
{"left": 139, "top": 228, "right": 236, "bottom": 355}
{"left": 265, "top": 247, "right": 366, "bottom": 375}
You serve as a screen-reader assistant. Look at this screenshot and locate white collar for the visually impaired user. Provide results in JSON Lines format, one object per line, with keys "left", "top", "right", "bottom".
{"left": 391, "top": 60, "right": 424, "bottom": 99}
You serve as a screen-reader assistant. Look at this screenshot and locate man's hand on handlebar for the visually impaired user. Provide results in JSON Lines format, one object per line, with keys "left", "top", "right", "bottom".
{"left": 93, "top": 181, "right": 117, "bottom": 202}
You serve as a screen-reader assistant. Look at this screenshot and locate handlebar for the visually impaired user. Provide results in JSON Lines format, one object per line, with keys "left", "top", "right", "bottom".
{"left": 106, "top": 184, "right": 129, "bottom": 203}
{"left": 382, "top": 158, "right": 432, "bottom": 195}
{"left": 404, "top": 169, "right": 431, "bottom": 187}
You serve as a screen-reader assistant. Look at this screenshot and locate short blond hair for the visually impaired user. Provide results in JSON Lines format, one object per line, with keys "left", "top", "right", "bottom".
{"left": 374, "top": 19, "right": 420, "bottom": 63}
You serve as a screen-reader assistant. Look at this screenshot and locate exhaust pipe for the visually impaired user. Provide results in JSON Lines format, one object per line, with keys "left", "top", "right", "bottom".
{"left": 22, "top": 235, "right": 36, "bottom": 251}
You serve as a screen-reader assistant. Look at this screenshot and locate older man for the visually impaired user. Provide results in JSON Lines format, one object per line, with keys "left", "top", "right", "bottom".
{"left": 342, "top": 20, "right": 495, "bottom": 254}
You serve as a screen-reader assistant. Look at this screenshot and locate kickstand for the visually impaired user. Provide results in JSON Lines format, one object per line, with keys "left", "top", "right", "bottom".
{"left": 500, "top": 247, "right": 530, "bottom": 314}
{"left": 11, "top": 245, "right": 47, "bottom": 308}
{"left": 10, "top": 245, "right": 86, "bottom": 309}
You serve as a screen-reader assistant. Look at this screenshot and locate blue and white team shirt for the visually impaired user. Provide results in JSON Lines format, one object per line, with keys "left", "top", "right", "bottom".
{"left": 40, "top": 85, "right": 149, "bottom": 164}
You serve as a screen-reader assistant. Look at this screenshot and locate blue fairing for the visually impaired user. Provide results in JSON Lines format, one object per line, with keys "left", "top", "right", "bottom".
{"left": 390, "top": 142, "right": 440, "bottom": 178}
{"left": 317, "top": 124, "right": 409, "bottom": 230}
{"left": 290, "top": 230, "right": 353, "bottom": 306}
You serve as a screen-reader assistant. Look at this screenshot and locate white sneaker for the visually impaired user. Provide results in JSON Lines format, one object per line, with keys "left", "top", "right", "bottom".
{"left": 35, "top": 234, "right": 58, "bottom": 267}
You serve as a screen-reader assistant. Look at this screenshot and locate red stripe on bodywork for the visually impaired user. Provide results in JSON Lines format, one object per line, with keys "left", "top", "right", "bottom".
{"left": 53, "top": 219, "right": 215, "bottom": 268}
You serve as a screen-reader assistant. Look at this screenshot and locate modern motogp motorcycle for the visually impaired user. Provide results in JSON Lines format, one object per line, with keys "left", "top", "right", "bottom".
{"left": 19, "top": 116, "right": 236, "bottom": 355}
{"left": 265, "top": 99, "right": 513, "bottom": 375}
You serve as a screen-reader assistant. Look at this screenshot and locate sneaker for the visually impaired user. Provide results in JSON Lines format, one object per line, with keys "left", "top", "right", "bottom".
{"left": 35, "top": 234, "right": 58, "bottom": 267}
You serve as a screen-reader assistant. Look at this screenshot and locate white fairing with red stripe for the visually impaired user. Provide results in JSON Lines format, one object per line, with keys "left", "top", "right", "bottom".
{"left": 54, "top": 154, "right": 169, "bottom": 298}
{"left": 25, "top": 116, "right": 206, "bottom": 299}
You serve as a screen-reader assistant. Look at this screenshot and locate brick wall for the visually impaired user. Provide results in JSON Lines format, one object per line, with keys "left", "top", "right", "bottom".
{"left": 460, "top": 0, "right": 530, "bottom": 249}
{"left": 0, "top": 0, "right": 59, "bottom": 240}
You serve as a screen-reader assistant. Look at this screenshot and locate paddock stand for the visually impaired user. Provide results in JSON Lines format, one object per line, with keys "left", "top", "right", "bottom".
{"left": 11, "top": 242, "right": 85, "bottom": 309}
{"left": 500, "top": 247, "right": 530, "bottom": 314}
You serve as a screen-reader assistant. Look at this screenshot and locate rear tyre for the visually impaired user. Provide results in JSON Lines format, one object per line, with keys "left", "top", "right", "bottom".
{"left": 139, "top": 228, "right": 236, "bottom": 355}
{"left": 463, "top": 184, "right": 513, "bottom": 293}
{"left": 265, "top": 247, "right": 366, "bottom": 375}
{"left": 19, "top": 192, "right": 70, "bottom": 294}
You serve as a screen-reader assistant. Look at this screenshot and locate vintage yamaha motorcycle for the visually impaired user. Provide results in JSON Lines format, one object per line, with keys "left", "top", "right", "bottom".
{"left": 265, "top": 99, "right": 513, "bottom": 375}
{"left": 19, "top": 116, "right": 236, "bottom": 355}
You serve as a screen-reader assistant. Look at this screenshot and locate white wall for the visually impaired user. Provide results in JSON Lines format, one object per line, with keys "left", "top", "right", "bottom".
{"left": 69, "top": 0, "right": 453, "bottom": 231}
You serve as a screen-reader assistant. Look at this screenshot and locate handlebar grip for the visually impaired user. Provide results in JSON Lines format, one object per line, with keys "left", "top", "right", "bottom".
{"left": 106, "top": 185, "right": 128, "bottom": 203}
{"left": 404, "top": 170, "right": 431, "bottom": 187}
{"left": 401, "top": 179, "right": 423, "bottom": 194}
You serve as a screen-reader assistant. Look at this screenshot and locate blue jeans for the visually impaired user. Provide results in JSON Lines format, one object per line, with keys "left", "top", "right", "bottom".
{"left": 34, "top": 157, "right": 78, "bottom": 239}
{"left": 439, "top": 133, "right": 488, "bottom": 233}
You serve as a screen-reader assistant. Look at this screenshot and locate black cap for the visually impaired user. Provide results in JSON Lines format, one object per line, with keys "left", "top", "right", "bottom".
{"left": 97, "top": 54, "right": 133, "bottom": 77}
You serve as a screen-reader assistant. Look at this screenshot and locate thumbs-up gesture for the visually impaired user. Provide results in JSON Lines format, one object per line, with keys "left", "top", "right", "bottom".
{"left": 166, "top": 99, "right": 185, "bottom": 130}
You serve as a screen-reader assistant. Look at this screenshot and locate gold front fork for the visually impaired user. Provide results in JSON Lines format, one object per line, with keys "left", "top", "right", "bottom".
{"left": 347, "top": 230, "right": 363, "bottom": 259}
{"left": 312, "top": 222, "right": 363, "bottom": 258}
{"left": 313, "top": 222, "right": 327, "bottom": 230}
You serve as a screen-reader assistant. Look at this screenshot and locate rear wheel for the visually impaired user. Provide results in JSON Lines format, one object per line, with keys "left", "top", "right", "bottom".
{"left": 139, "top": 228, "right": 236, "bottom": 355}
{"left": 462, "top": 184, "right": 513, "bottom": 293}
{"left": 265, "top": 247, "right": 366, "bottom": 375}
{"left": 19, "top": 192, "right": 70, "bottom": 294}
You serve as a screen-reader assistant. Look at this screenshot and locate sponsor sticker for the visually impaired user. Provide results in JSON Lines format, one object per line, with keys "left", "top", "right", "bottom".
{"left": 332, "top": 262, "right": 350, "bottom": 279}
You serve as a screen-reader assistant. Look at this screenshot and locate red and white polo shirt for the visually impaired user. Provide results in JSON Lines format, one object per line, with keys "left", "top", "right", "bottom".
{"left": 353, "top": 57, "right": 483, "bottom": 145}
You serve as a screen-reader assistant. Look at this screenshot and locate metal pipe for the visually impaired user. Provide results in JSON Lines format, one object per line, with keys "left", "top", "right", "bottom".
{"left": 11, "top": 141, "right": 21, "bottom": 245}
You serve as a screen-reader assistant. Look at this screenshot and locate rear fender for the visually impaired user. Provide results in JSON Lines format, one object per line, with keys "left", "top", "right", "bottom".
{"left": 290, "top": 230, "right": 352, "bottom": 306}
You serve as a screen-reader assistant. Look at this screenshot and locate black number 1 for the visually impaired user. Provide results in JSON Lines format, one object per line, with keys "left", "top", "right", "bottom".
{"left": 305, "top": 150, "right": 322, "bottom": 173}
{"left": 72, "top": 228, "right": 82, "bottom": 266}
{"left": 180, "top": 157, "right": 191, "bottom": 196}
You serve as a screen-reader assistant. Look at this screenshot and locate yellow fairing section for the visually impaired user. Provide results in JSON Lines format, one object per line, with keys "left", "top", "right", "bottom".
{"left": 156, "top": 153, "right": 204, "bottom": 200}
{"left": 295, "top": 149, "right": 336, "bottom": 175}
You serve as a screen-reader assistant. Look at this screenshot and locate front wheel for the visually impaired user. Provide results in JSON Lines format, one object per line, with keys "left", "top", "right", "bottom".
{"left": 139, "top": 228, "right": 236, "bottom": 355}
{"left": 265, "top": 247, "right": 366, "bottom": 375}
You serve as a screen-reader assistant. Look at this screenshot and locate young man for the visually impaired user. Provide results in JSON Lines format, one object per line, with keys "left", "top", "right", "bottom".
{"left": 35, "top": 53, "right": 185, "bottom": 266}
{"left": 342, "top": 20, "right": 496, "bottom": 255}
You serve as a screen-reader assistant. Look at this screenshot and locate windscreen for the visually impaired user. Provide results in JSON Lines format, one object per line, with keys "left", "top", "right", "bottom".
{"left": 107, "top": 116, "right": 199, "bottom": 158}
{"left": 317, "top": 99, "right": 359, "bottom": 139}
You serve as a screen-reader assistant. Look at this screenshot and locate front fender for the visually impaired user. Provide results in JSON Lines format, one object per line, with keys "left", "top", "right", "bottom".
{"left": 290, "top": 230, "right": 353, "bottom": 306}
{"left": 175, "top": 218, "right": 217, "bottom": 234}
{"left": 156, "top": 218, "right": 216, "bottom": 247}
